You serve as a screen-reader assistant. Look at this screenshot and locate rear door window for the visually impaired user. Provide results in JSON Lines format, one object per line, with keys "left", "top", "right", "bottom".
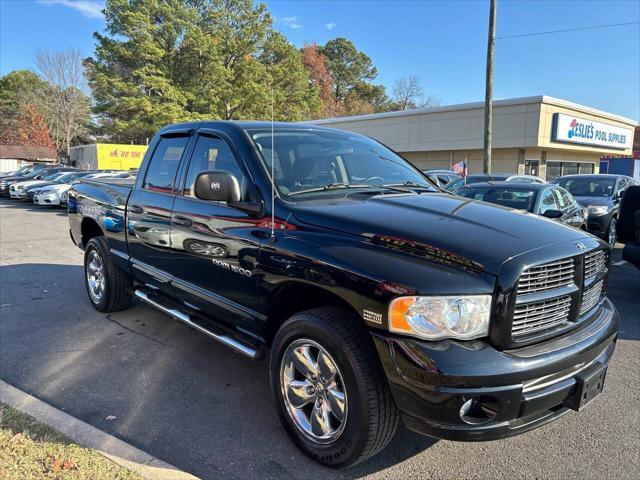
{"left": 539, "top": 189, "right": 559, "bottom": 214}
{"left": 143, "top": 136, "right": 189, "bottom": 193}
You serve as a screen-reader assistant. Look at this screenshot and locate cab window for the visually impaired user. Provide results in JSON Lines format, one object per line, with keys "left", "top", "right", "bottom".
{"left": 184, "top": 135, "right": 248, "bottom": 198}
{"left": 143, "top": 136, "right": 189, "bottom": 192}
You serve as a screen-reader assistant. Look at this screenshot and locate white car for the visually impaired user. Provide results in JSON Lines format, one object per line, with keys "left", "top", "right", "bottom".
{"left": 9, "top": 172, "right": 66, "bottom": 199}
{"left": 33, "top": 183, "right": 70, "bottom": 206}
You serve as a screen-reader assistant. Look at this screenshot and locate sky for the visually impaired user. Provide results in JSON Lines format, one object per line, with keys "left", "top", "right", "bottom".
{"left": 1, "top": 0, "right": 639, "bottom": 122}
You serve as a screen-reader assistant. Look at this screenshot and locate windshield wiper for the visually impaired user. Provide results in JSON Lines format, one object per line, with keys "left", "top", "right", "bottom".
{"left": 382, "top": 181, "right": 435, "bottom": 192}
{"left": 288, "top": 183, "right": 375, "bottom": 196}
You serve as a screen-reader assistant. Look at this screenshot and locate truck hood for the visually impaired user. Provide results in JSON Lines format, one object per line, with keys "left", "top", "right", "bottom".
{"left": 292, "top": 193, "right": 589, "bottom": 275}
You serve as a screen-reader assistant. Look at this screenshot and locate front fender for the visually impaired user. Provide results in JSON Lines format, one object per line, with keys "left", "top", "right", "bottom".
{"left": 258, "top": 228, "right": 496, "bottom": 331}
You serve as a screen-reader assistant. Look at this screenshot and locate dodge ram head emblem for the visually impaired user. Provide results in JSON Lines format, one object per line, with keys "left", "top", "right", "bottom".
{"left": 575, "top": 242, "right": 587, "bottom": 251}
{"left": 211, "top": 182, "right": 221, "bottom": 191}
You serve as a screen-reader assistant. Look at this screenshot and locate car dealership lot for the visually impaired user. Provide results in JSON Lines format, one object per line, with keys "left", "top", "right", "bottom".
{"left": 0, "top": 198, "right": 638, "bottom": 480}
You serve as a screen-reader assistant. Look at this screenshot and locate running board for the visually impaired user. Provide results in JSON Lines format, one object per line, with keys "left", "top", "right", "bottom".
{"left": 133, "top": 290, "right": 264, "bottom": 360}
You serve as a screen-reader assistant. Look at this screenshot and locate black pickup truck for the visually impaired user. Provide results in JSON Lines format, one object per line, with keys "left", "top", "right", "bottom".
{"left": 68, "top": 121, "right": 619, "bottom": 467}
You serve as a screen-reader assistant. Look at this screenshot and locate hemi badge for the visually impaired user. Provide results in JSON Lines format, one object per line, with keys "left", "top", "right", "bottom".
{"left": 363, "top": 309, "right": 383, "bottom": 325}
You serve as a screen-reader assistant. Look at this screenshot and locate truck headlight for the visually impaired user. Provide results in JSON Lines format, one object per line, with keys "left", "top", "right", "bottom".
{"left": 389, "top": 295, "right": 492, "bottom": 341}
{"left": 587, "top": 205, "right": 607, "bottom": 215}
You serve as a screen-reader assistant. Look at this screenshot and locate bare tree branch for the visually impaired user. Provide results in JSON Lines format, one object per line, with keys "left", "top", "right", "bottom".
{"left": 35, "top": 49, "right": 91, "bottom": 155}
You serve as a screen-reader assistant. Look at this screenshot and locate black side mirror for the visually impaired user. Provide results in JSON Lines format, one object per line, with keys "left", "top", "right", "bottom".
{"left": 194, "top": 171, "right": 241, "bottom": 202}
{"left": 542, "top": 209, "right": 563, "bottom": 219}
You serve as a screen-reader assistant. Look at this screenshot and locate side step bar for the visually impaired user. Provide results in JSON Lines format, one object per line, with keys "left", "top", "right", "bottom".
{"left": 134, "top": 290, "right": 264, "bottom": 360}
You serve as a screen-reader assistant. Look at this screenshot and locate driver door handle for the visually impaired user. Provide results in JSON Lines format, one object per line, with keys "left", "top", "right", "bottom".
{"left": 172, "top": 215, "right": 192, "bottom": 227}
{"left": 129, "top": 205, "right": 144, "bottom": 214}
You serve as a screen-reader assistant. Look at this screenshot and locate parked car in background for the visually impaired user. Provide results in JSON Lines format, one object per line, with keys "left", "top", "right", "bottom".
{"left": 457, "top": 182, "right": 588, "bottom": 230}
{"left": 553, "top": 174, "right": 637, "bottom": 246}
{"left": 616, "top": 185, "right": 640, "bottom": 269}
{"left": 9, "top": 168, "right": 77, "bottom": 199}
{"left": 445, "top": 173, "right": 546, "bottom": 193}
{"left": 29, "top": 171, "right": 96, "bottom": 204}
{"left": 422, "top": 169, "right": 459, "bottom": 188}
{"left": 0, "top": 164, "right": 56, "bottom": 195}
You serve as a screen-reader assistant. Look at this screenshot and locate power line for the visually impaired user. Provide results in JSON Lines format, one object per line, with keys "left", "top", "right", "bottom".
{"left": 497, "top": 21, "right": 639, "bottom": 40}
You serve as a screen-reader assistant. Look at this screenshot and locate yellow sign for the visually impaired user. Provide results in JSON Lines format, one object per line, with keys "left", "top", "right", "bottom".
{"left": 96, "top": 144, "right": 148, "bottom": 170}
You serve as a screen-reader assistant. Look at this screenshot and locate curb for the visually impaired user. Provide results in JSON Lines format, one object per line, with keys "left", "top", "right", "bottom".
{"left": 0, "top": 379, "right": 200, "bottom": 480}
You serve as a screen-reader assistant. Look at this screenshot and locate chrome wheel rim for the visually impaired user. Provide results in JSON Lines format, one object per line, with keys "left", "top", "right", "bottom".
{"left": 280, "top": 339, "right": 347, "bottom": 444}
{"left": 608, "top": 221, "right": 616, "bottom": 246}
{"left": 86, "top": 250, "right": 105, "bottom": 303}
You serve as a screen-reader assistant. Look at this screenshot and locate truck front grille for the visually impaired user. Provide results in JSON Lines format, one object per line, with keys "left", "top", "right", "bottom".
{"left": 512, "top": 295, "right": 572, "bottom": 337}
{"left": 584, "top": 250, "right": 606, "bottom": 280}
{"left": 511, "top": 248, "right": 607, "bottom": 340}
{"left": 516, "top": 258, "right": 575, "bottom": 295}
{"left": 580, "top": 279, "right": 604, "bottom": 315}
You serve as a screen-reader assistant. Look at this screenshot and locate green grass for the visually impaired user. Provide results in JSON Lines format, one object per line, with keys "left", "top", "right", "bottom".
{"left": 0, "top": 403, "right": 144, "bottom": 480}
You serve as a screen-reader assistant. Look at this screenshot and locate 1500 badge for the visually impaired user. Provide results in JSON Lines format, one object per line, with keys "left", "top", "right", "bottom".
{"left": 211, "top": 258, "right": 253, "bottom": 277}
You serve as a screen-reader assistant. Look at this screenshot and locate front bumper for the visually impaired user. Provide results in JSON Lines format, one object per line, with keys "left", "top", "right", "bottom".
{"left": 33, "top": 193, "right": 61, "bottom": 205}
{"left": 372, "top": 297, "right": 619, "bottom": 441}
{"left": 586, "top": 212, "right": 611, "bottom": 237}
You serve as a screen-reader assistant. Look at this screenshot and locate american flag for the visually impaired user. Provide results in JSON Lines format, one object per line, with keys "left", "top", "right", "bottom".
{"left": 452, "top": 159, "right": 467, "bottom": 178}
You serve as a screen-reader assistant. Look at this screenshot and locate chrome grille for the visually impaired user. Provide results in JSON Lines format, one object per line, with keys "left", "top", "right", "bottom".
{"left": 580, "top": 280, "right": 603, "bottom": 315}
{"left": 512, "top": 296, "right": 572, "bottom": 337}
{"left": 517, "top": 258, "right": 575, "bottom": 295}
{"left": 584, "top": 250, "right": 606, "bottom": 280}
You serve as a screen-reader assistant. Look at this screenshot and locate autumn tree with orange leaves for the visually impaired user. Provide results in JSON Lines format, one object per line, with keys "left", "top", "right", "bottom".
{"left": 0, "top": 104, "right": 56, "bottom": 149}
{"left": 301, "top": 43, "right": 342, "bottom": 119}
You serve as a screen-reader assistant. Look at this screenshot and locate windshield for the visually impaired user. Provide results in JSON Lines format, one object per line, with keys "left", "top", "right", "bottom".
{"left": 249, "top": 128, "right": 434, "bottom": 198}
{"left": 554, "top": 177, "right": 615, "bottom": 197}
{"left": 56, "top": 172, "right": 81, "bottom": 183}
{"left": 40, "top": 172, "right": 64, "bottom": 181}
{"left": 457, "top": 187, "right": 537, "bottom": 212}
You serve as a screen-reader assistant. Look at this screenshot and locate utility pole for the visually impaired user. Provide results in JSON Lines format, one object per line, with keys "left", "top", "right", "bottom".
{"left": 483, "top": 0, "right": 497, "bottom": 174}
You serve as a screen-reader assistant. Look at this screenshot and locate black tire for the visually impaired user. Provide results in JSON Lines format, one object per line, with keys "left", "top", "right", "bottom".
{"left": 270, "top": 307, "right": 399, "bottom": 468}
{"left": 84, "top": 236, "right": 132, "bottom": 312}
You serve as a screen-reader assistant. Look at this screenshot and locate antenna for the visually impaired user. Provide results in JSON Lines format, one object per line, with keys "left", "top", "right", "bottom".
{"left": 270, "top": 89, "right": 275, "bottom": 239}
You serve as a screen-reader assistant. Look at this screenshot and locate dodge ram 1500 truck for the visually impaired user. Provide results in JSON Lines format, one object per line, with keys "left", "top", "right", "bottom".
{"left": 68, "top": 121, "right": 619, "bottom": 467}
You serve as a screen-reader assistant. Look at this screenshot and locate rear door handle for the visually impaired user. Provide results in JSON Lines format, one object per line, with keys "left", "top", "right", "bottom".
{"left": 172, "top": 215, "right": 192, "bottom": 227}
{"left": 129, "top": 205, "right": 144, "bottom": 214}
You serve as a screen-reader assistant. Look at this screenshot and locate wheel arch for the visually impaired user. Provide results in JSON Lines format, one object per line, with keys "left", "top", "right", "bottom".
{"left": 81, "top": 217, "right": 104, "bottom": 247}
{"left": 265, "top": 281, "right": 362, "bottom": 343}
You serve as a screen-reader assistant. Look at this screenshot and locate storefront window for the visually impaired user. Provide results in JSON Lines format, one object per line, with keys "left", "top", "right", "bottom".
{"left": 563, "top": 162, "right": 579, "bottom": 175}
{"left": 545, "top": 161, "right": 594, "bottom": 180}
{"left": 579, "top": 163, "right": 594, "bottom": 174}
{"left": 546, "top": 162, "right": 562, "bottom": 180}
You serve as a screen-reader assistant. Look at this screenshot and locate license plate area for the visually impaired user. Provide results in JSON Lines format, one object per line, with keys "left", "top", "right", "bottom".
{"left": 565, "top": 362, "right": 607, "bottom": 411}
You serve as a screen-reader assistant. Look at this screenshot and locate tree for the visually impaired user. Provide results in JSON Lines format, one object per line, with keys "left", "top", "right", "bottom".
{"left": 18, "top": 105, "right": 56, "bottom": 149}
{"left": 318, "top": 38, "right": 388, "bottom": 116}
{"left": 35, "top": 49, "right": 92, "bottom": 155}
{"left": 301, "top": 43, "right": 340, "bottom": 118}
{"left": 0, "top": 70, "right": 49, "bottom": 141}
{"left": 391, "top": 75, "right": 440, "bottom": 110}
{"left": 86, "top": 0, "right": 319, "bottom": 142}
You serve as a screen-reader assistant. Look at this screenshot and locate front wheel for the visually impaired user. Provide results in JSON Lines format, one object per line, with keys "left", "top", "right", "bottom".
{"left": 270, "top": 307, "right": 399, "bottom": 468}
{"left": 84, "top": 236, "right": 132, "bottom": 312}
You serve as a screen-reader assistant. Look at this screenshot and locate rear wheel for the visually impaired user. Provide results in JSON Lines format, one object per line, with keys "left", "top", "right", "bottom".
{"left": 270, "top": 307, "right": 399, "bottom": 468}
{"left": 84, "top": 236, "right": 132, "bottom": 312}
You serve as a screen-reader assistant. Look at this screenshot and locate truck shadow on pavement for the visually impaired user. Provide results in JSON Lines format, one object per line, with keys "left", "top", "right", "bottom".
{"left": 0, "top": 263, "right": 439, "bottom": 480}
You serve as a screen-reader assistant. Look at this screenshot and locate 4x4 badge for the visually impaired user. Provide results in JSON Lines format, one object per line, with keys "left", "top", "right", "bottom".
{"left": 576, "top": 242, "right": 587, "bottom": 251}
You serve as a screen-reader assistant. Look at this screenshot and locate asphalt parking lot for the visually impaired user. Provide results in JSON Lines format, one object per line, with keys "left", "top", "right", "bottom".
{"left": 0, "top": 197, "right": 638, "bottom": 480}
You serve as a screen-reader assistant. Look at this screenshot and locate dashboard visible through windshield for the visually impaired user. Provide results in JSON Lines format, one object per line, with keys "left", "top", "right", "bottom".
{"left": 249, "top": 128, "right": 434, "bottom": 198}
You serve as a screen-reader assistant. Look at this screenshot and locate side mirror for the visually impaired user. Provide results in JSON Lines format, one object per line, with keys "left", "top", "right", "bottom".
{"left": 194, "top": 171, "right": 241, "bottom": 202}
{"left": 542, "top": 209, "right": 563, "bottom": 219}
